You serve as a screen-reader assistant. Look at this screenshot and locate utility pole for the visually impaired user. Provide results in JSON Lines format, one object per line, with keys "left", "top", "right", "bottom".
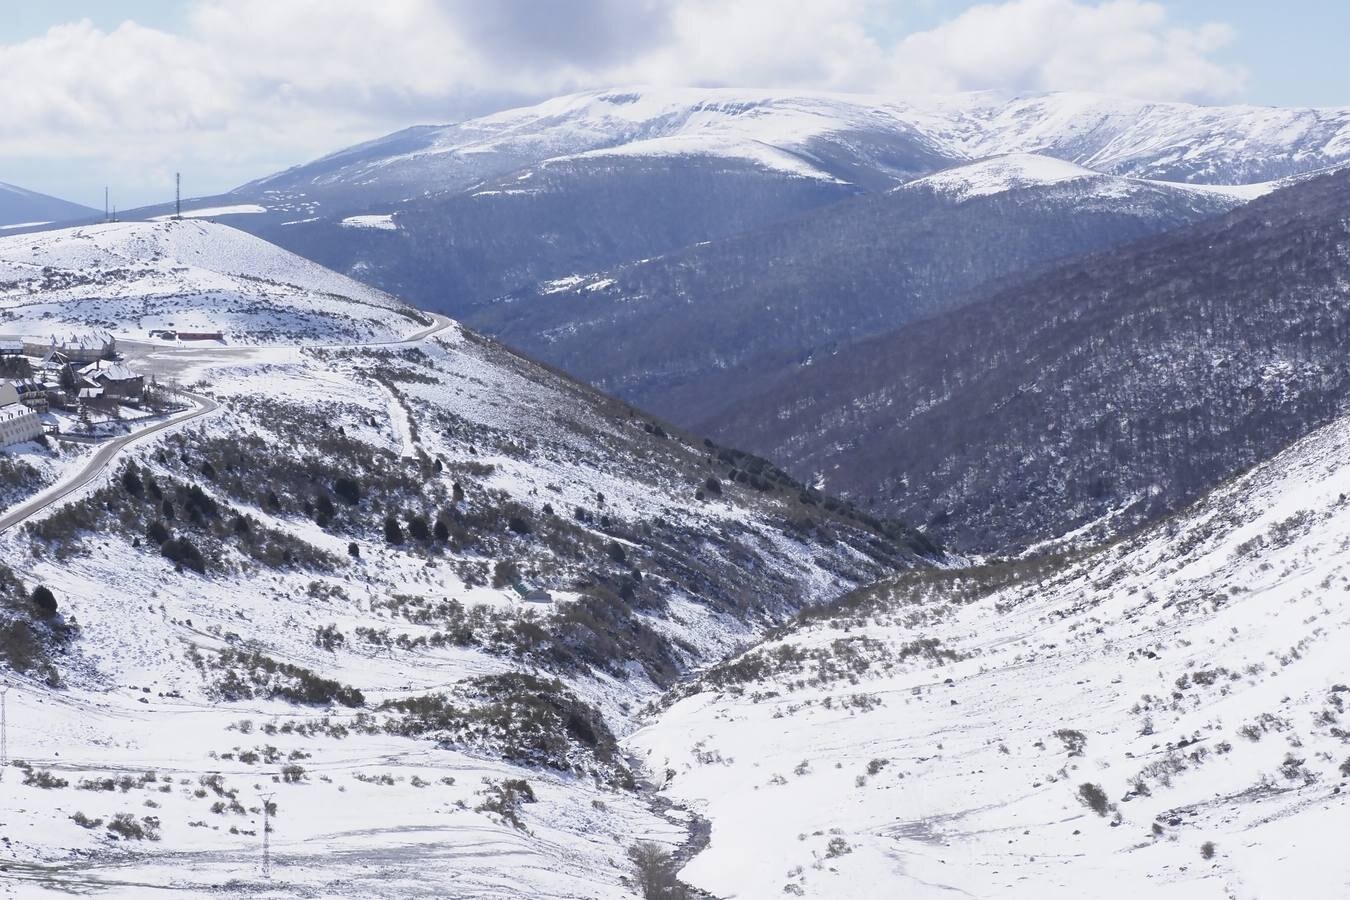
{"left": 104, "top": 187, "right": 109, "bottom": 224}
{"left": 0, "top": 681, "right": 9, "bottom": 768}
{"left": 261, "top": 792, "right": 275, "bottom": 879}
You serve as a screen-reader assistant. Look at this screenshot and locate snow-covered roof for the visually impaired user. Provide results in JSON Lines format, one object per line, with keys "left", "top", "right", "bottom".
{"left": 30, "top": 331, "right": 114, "bottom": 351}
{"left": 79, "top": 360, "right": 139, "bottom": 381}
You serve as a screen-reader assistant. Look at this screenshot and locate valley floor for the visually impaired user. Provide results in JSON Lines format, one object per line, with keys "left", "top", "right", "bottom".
{"left": 631, "top": 416, "right": 1350, "bottom": 900}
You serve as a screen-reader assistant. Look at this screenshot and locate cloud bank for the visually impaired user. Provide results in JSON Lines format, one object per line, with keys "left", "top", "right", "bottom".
{"left": 0, "top": 0, "right": 1246, "bottom": 205}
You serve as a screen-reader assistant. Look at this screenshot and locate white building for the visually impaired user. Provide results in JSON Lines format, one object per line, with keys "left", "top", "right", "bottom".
{"left": 23, "top": 331, "right": 116, "bottom": 363}
{"left": 0, "top": 383, "right": 42, "bottom": 446}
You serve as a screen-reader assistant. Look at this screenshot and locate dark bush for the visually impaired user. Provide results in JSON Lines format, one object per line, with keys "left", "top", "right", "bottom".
{"left": 333, "top": 477, "right": 361, "bottom": 505}
{"left": 161, "top": 536, "right": 207, "bottom": 574}
{"left": 492, "top": 560, "right": 520, "bottom": 589}
{"left": 384, "top": 515, "right": 404, "bottom": 544}
{"left": 146, "top": 520, "right": 170, "bottom": 545}
{"left": 314, "top": 494, "right": 335, "bottom": 526}
{"left": 408, "top": 515, "right": 430, "bottom": 542}
{"left": 1078, "top": 782, "right": 1110, "bottom": 816}
{"left": 182, "top": 485, "right": 217, "bottom": 523}
{"left": 31, "top": 585, "right": 57, "bottom": 617}
{"left": 507, "top": 515, "right": 531, "bottom": 535}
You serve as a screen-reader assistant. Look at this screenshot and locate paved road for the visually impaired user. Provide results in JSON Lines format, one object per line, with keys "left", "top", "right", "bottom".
{"left": 0, "top": 391, "right": 220, "bottom": 535}
{"left": 0, "top": 313, "right": 454, "bottom": 536}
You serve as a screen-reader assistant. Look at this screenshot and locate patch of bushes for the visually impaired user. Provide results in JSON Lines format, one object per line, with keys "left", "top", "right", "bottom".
{"left": 475, "top": 778, "right": 536, "bottom": 830}
{"left": 628, "top": 842, "right": 691, "bottom": 900}
{"left": 195, "top": 647, "right": 364, "bottom": 708}
{"left": 382, "top": 672, "right": 624, "bottom": 781}
{"left": 71, "top": 811, "right": 103, "bottom": 829}
{"left": 106, "top": 812, "right": 160, "bottom": 841}
{"left": 1078, "top": 782, "right": 1110, "bottom": 816}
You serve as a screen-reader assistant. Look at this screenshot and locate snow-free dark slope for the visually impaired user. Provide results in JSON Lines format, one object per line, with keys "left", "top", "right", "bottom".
{"left": 251, "top": 154, "right": 858, "bottom": 309}
{"left": 0, "top": 180, "right": 98, "bottom": 227}
{"left": 695, "top": 166, "right": 1350, "bottom": 552}
{"left": 474, "top": 154, "right": 1247, "bottom": 419}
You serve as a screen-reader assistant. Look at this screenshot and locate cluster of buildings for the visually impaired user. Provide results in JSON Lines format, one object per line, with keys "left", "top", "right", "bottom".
{"left": 0, "top": 332, "right": 149, "bottom": 448}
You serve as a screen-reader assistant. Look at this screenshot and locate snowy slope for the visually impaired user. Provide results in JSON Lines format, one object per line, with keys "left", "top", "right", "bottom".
{"left": 631, "top": 409, "right": 1350, "bottom": 899}
{"left": 0, "top": 228, "right": 933, "bottom": 896}
{"left": 0, "top": 220, "right": 429, "bottom": 344}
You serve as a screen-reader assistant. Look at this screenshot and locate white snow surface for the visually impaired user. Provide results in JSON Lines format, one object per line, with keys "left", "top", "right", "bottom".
{"left": 339, "top": 214, "right": 397, "bottom": 230}
{"left": 0, "top": 219, "right": 427, "bottom": 345}
{"left": 150, "top": 204, "right": 267, "bottom": 220}
{"left": 904, "top": 152, "right": 1104, "bottom": 200}
{"left": 631, "top": 411, "right": 1350, "bottom": 899}
{"left": 897, "top": 151, "right": 1307, "bottom": 205}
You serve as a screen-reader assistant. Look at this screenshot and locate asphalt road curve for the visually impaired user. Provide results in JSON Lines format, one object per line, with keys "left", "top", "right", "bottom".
{"left": 0, "top": 391, "right": 220, "bottom": 535}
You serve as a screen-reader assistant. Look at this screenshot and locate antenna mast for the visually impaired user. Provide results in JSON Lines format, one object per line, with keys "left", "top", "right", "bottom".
{"left": 175, "top": 173, "right": 181, "bottom": 219}
{"left": 104, "top": 187, "right": 109, "bottom": 224}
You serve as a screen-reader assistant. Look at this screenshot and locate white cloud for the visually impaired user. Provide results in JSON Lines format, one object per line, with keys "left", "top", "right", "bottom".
{"left": 885, "top": 0, "right": 1244, "bottom": 101}
{"left": 0, "top": 0, "right": 1245, "bottom": 206}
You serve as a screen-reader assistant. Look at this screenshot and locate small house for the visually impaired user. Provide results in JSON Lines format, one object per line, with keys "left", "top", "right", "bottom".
{"left": 79, "top": 361, "right": 144, "bottom": 401}
{"left": 510, "top": 581, "right": 554, "bottom": 604}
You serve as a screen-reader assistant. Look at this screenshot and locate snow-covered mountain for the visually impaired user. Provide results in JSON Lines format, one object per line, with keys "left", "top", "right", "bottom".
{"left": 0, "top": 220, "right": 430, "bottom": 345}
{"left": 633, "top": 397, "right": 1350, "bottom": 900}
{"left": 0, "top": 221, "right": 934, "bottom": 896}
{"left": 242, "top": 86, "right": 1350, "bottom": 203}
{"left": 0, "top": 180, "right": 98, "bottom": 229}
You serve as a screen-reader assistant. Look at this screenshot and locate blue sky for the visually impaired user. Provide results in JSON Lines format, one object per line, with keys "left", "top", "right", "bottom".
{"left": 0, "top": 1, "right": 1345, "bottom": 208}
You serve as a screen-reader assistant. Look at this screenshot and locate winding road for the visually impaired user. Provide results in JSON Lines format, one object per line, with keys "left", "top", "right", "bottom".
{"left": 0, "top": 313, "right": 453, "bottom": 536}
